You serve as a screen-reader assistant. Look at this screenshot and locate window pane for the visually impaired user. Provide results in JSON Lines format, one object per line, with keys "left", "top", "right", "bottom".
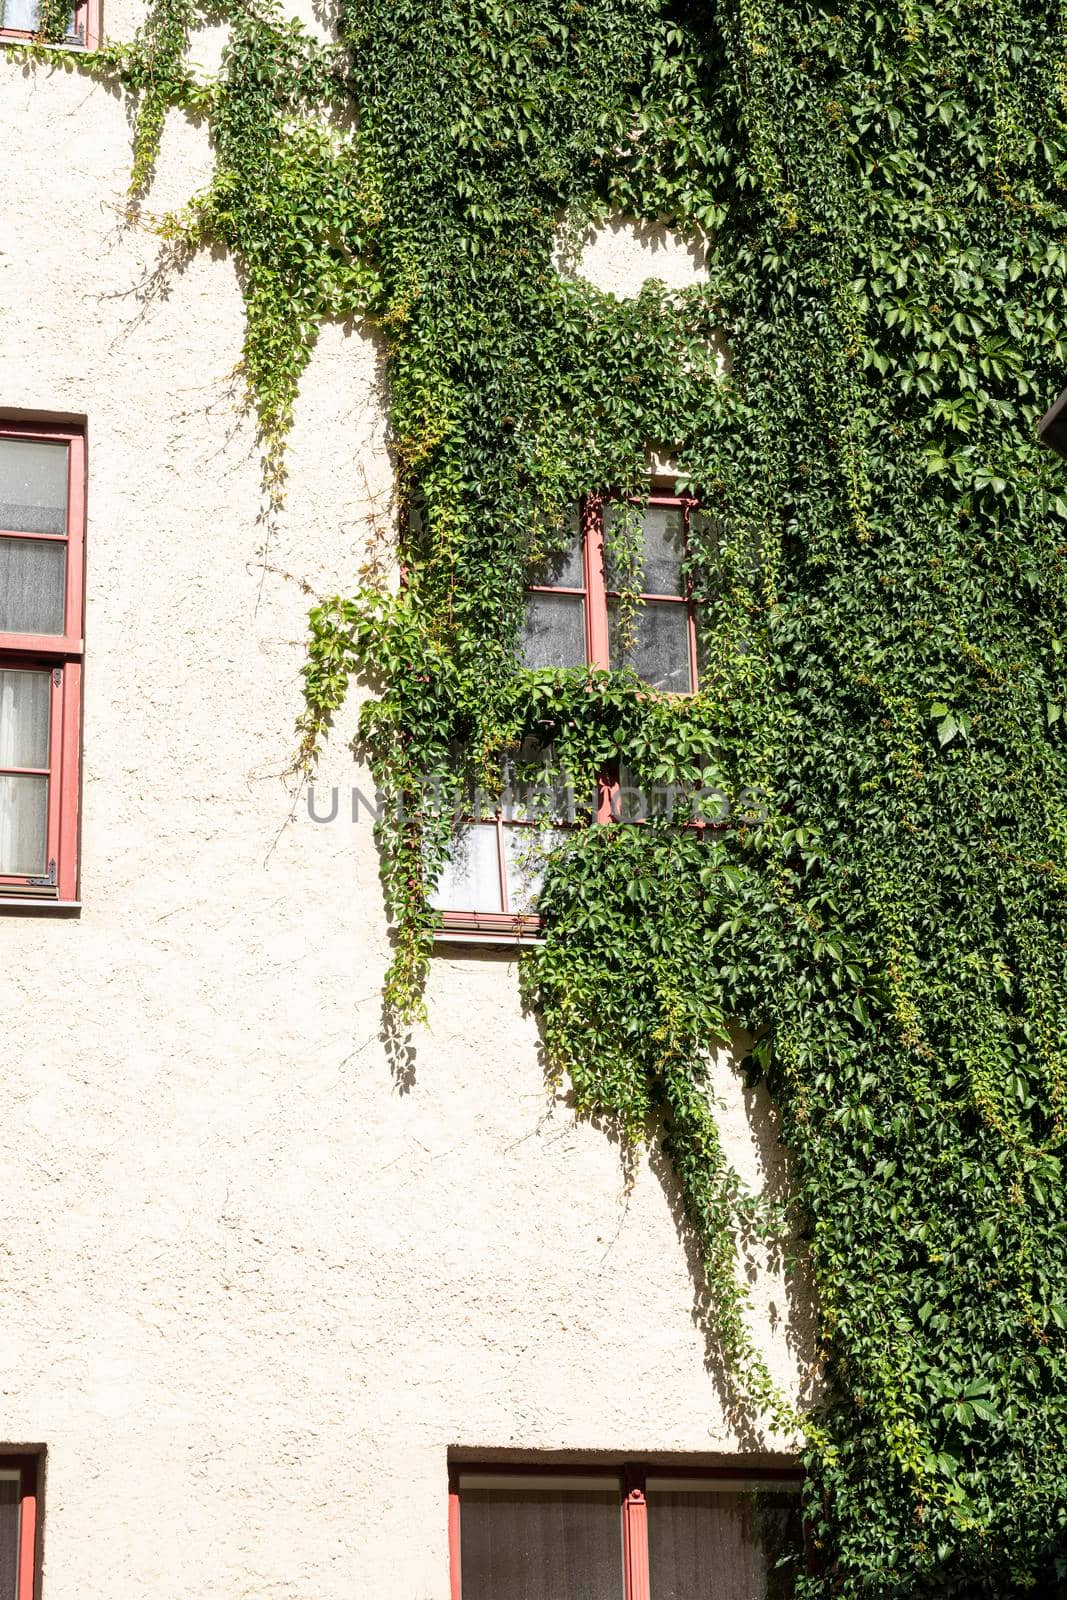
{"left": 0, "top": 773, "right": 48, "bottom": 875}
{"left": 0, "top": 669, "right": 51, "bottom": 769}
{"left": 503, "top": 826, "right": 566, "bottom": 913}
{"left": 430, "top": 824, "right": 503, "bottom": 913}
{"left": 641, "top": 505, "right": 687, "bottom": 594}
{"left": 460, "top": 1485, "right": 624, "bottom": 1600}
{"left": 522, "top": 592, "right": 586, "bottom": 669}
{"left": 529, "top": 509, "right": 583, "bottom": 588}
{"left": 0, "top": 438, "right": 68, "bottom": 534}
{"left": 647, "top": 1487, "right": 802, "bottom": 1600}
{"left": 505, "top": 748, "right": 579, "bottom": 826}
{"left": 1, "top": 0, "right": 39, "bottom": 26}
{"left": 605, "top": 504, "right": 686, "bottom": 595}
{"left": 0, "top": 1474, "right": 18, "bottom": 1600}
{"left": 0, "top": 536, "right": 67, "bottom": 635}
{"left": 609, "top": 600, "right": 692, "bottom": 693}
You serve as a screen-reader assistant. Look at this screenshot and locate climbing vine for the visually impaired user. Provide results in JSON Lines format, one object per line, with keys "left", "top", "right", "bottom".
{"left": 7, "top": 0, "right": 1067, "bottom": 1592}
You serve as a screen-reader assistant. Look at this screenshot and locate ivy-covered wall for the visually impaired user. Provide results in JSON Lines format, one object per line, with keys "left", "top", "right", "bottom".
{"left": 11, "top": 0, "right": 1067, "bottom": 1593}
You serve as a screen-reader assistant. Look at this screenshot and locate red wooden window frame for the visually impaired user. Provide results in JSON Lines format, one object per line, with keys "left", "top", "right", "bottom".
{"left": 447, "top": 1460, "right": 803, "bottom": 1600}
{"left": 0, "top": 0, "right": 98, "bottom": 47}
{"left": 432, "top": 776, "right": 607, "bottom": 946}
{"left": 432, "top": 813, "right": 562, "bottom": 945}
{"left": 433, "top": 491, "right": 703, "bottom": 943}
{"left": 524, "top": 491, "right": 703, "bottom": 691}
{"left": 0, "top": 1455, "right": 40, "bottom": 1600}
{"left": 0, "top": 419, "right": 85, "bottom": 905}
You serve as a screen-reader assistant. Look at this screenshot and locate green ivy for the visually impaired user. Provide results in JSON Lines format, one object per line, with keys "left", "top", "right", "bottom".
{"left": 10, "top": 0, "right": 1067, "bottom": 1591}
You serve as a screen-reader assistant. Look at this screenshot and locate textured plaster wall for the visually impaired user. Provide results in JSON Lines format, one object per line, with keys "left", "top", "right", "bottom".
{"left": 555, "top": 213, "right": 710, "bottom": 296}
{"left": 0, "top": 28, "right": 816, "bottom": 1600}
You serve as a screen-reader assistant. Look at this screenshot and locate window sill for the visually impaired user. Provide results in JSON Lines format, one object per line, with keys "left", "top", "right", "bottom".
{"left": 433, "top": 928, "right": 543, "bottom": 949}
{"left": 0, "top": 898, "right": 80, "bottom": 911}
{"left": 0, "top": 33, "right": 89, "bottom": 48}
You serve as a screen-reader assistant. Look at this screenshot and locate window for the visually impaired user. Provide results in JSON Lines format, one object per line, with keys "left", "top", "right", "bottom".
{"left": 433, "top": 491, "right": 707, "bottom": 942}
{"left": 522, "top": 493, "right": 703, "bottom": 693}
{"left": 448, "top": 1464, "right": 803, "bottom": 1600}
{"left": 429, "top": 814, "right": 557, "bottom": 941}
{"left": 0, "top": 1457, "right": 39, "bottom": 1600}
{"left": 0, "top": 421, "right": 85, "bottom": 905}
{"left": 0, "top": 0, "right": 98, "bottom": 46}
{"left": 435, "top": 486, "right": 710, "bottom": 934}
{"left": 429, "top": 744, "right": 584, "bottom": 943}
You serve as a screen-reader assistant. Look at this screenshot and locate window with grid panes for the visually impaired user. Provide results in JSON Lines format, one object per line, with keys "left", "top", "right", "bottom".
{"left": 521, "top": 492, "right": 704, "bottom": 693}
{"left": 433, "top": 491, "right": 707, "bottom": 942}
{"left": 0, "top": 422, "right": 85, "bottom": 905}
{"left": 449, "top": 1464, "right": 803, "bottom": 1600}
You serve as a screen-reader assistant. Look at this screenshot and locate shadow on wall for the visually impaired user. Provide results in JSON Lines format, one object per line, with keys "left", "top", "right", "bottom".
{"left": 397, "top": 938, "right": 823, "bottom": 1439}
{"left": 643, "top": 1041, "right": 824, "bottom": 1449}
{"left": 511, "top": 986, "right": 824, "bottom": 1444}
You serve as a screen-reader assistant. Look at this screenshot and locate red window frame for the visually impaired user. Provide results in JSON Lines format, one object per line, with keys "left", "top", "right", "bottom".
{"left": 524, "top": 491, "right": 703, "bottom": 691}
{"left": 433, "top": 491, "right": 703, "bottom": 944}
{"left": 0, "top": 419, "right": 85, "bottom": 905}
{"left": 0, "top": 1455, "right": 40, "bottom": 1600}
{"left": 447, "top": 1460, "right": 803, "bottom": 1600}
{"left": 431, "top": 813, "right": 559, "bottom": 944}
{"left": 0, "top": 0, "right": 98, "bottom": 47}
{"left": 431, "top": 799, "right": 606, "bottom": 945}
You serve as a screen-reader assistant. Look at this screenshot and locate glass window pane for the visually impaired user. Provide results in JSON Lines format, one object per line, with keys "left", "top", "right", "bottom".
{"left": 0, "top": 438, "right": 68, "bottom": 534}
{"left": 505, "top": 746, "right": 580, "bottom": 826}
{"left": 0, "top": 1473, "right": 18, "bottom": 1600}
{"left": 430, "top": 824, "right": 503, "bottom": 913}
{"left": 605, "top": 504, "right": 686, "bottom": 595}
{"left": 0, "top": 669, "right": 51, "bottom": 769}
{"left": 1, "top": 0, "right": 40, "bottom": 26}
{"left": 647, "top": 1486, "right": 802, "bottom": 1600}
{"left": 602, "top": 502, "right": 639, "bottom": 592}
{"left": 0, "top": 773, "right": 48, "bottom": 876}
{"left": 640, "top": 505, "right": 687, "bottom": 595}
{"left": 503, "top": 825, "right": 566, "bottom": 912}
{"left": 529, "top": 508, "right": 584, "bottom": 588}
{"left": 610, "top": 600, "right": 692, "bottom": 693}
{"left": 460, "top": 1484, "right": 624, "bottom": 1600}
{"left": 522, "top": 592, "right": 586, "bottom": 669}
{"left": 615, "top": 757, "right": 723, "bottom": 824}
{"left": 0, "top": 536, "right": 67, "bottom": 635}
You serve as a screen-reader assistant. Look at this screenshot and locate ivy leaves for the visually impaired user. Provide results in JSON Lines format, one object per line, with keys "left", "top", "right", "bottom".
{"left": 43, "top": 0, "right": 1067, "bottom": 1590}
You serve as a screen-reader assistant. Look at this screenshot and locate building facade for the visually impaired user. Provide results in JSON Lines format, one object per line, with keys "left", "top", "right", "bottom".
{"left": 1, "top": 5, "right": 815, "bottom": 1594}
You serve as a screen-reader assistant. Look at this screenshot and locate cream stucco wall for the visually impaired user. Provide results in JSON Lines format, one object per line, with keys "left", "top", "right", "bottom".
{"left": 0, "top": 26, "right": 816, "bottom": 1600}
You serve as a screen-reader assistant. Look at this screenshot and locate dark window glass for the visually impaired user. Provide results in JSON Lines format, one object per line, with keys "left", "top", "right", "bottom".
{"left": 605, "top": 504, "right": 686, "bottom": 595}
{"left": 647, "top": 1485, "right": 802, "bottom": 1600}
{"left": 523, "top": 592, "right": 586, "bottom": 669}
{"left": 609, "top": 599, "right": 692, "bottom": 693}
{"left": 0, "top": 537, "right": 67, "bottom": 635}
{"left": 0, "top": 1472, "right": 20, "bottom": 1600}
{"left": 0, "top": 438, "right": 68, "bottom": 534}
{"left": 529, "top": 511, "right": 584, "bottom": 588}
{"left": 460, "top": 1482, "right": 624, "bottom": 1600}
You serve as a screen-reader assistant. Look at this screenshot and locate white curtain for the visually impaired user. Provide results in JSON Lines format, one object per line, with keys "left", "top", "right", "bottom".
{"left": 0, "top": 669, "right": 49, "bottom": 877}
{"left": 1, "top": 0, "right": 42, "bottom": 30}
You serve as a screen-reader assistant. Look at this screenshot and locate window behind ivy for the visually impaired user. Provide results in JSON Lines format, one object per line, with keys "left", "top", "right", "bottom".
{"left": 522, "top": 493, "right": 704, "bottom": 693}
